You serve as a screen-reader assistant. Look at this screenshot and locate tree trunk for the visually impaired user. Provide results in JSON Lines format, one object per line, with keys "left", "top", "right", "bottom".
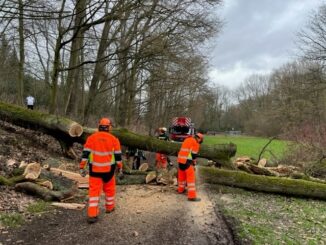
{"left": 63, "top": 0, "right": 86, "bottom": 116}
{"left": 0, "top": 102, "right": 83, "bottom": 137}
{"left": 0, "top": 101, "right": 236, "bottom": 165}
{"left": 18, "top": 0, "right": 25, "bottom": 106}
{"left": 199, "top": 166, "right": 326, "bottom": 200}
{"left": 0, "top": 101, "right": 83, "bottom": 157}
{"left": 81, "top": 127, "right": 236, "bottom": 167}
{"left": 15, "top": 182, "right": 77, "bottom": 201}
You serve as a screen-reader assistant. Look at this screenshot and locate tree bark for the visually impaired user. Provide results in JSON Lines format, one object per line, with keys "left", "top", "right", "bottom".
{"left": 199, "top": 166, "right": 326, "bottom": 200}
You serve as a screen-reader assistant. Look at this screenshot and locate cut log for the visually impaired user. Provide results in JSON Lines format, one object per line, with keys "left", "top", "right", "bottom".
{"left": 146, "top": 171, "right": 157, "bottom": 184}
{"left": 23, "top": 162, "right": 41, "bottom": 180}
{"left": 258, "top": 158, "right": 267, "bottom": 167}
{"left": 50, "top": 168, "right": 88, "bottom": 186}
{"left": 0, "top": 101, "right": 83, "bottom": 137}
{"left": 51, "top": 202, "right": 85, "bottom": 210}
{"left": 15, "top": 182, "right": 77, "bottom": 201}
{"left": 0, "top": 101, "right": 83, "bottom": 157}
{"left": 246, "top": 163, "right": 277, "bottom": 176}
{"left": 199, "top": 166, "right": 326, "bottom": 200}
{"left": 139, "top": 163, "right": 149, "bottom": 172}
{"left": 37, "top": 180, "right": 53, "bottom": 190}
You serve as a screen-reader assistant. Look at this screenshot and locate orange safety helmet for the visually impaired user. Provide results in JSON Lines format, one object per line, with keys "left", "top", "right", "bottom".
{"left": 98, "top": 118, "right": 112, "bottom": 131}
{"left": 195, "top": 133, "right": 204, "bottom": 143}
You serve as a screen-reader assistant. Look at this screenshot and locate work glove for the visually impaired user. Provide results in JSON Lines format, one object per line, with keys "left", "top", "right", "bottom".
{"left": 79, "top": 169, "right": 87, "bottom": 177}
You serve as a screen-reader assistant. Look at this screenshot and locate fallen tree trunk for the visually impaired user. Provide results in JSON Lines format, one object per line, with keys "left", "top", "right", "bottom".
{"left": 0, "top": 101, "right": 83, "bottom": 137}
{"left": 199, "top": 166, "right": 326, "bottom": 200}
{"left": 0, "top": 101, "right": 236, "bottom": 167}
{"left": 80, "top": 128, "right": 237, "bottom": 168}
{"left": 0, "top": 101, "right": 83, "bottom": 157}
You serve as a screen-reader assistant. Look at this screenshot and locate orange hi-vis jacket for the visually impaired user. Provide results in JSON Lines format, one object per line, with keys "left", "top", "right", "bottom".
{"left": 177, "top": 137, "right": 200, "bottom": 164}
{"left": 80, "top": 131, "right": 122, "bottom": 173}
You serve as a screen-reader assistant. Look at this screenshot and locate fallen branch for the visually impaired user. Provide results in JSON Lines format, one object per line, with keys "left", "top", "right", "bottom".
{"left": 51, "top": 202, "right": 85, "bottom": 210}
{"left": 15, "top": 182, "right": 77, "bottom": 201}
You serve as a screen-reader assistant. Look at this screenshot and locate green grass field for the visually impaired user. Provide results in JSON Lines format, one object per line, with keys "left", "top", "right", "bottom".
{"left": 203, "top": 136, "right": 326, "bottom": 244}
{"left": 203, "top": 135, "right": 289, "bottom": 160}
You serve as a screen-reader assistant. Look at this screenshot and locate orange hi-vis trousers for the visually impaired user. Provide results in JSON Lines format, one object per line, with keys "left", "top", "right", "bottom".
{"left": 177, "top": 165, "right": 196, "bottom": 199}
{"left": 88, "top": 176, "right": 115, "bottom": 218}
{"left": 156, "top": 153, "right": 168, "bottom": 169}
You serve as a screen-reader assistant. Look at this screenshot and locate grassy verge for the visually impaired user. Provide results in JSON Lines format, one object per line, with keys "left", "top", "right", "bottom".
{"left": 0, "top": 213, "right": 24, "bottom": 228}
{"left": 209, "top": 184, "right": 326, "bottom": 244}
{"left": 27, "top": 200, "right": 53, "bottom": 213}
{"left": 203, "top": 135, "right": 288, "bottom": 160}
{"left": 0, "top": 201, "right": 54, "bottom": 228}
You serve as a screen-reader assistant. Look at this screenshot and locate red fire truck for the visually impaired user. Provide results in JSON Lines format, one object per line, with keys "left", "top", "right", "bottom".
{"left": 169, "top": 117, "right": 195, "bottom": 142}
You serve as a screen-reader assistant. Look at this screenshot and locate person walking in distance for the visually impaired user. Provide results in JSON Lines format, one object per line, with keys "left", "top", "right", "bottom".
{"left": 177, "top": 133, "right": 204, "bottom": 202}
{"left": 26, "top": 95, "right": 35, "bottom": 110}
{"left": 79, "top": 118, "right": 123, "bottom": 223}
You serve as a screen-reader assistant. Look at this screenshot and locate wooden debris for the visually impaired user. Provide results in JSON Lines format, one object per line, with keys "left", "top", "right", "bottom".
{"left": 42, "top": 164, "right": 50, "bottom": 170}
{"left": 51, "top": 202, "right": 85, "bottom": 210}
{"left": 50, "top": 168, "right": 88, "bottom": 186}
{"left": 258, "top": 158, "right": 267, "bottom": 167}
{"left": 15, "top": 182, "right": 77, "bottom": 201}
{"left": 139, "top": 163, "right": 149, "bottom": 172}
{"left": 19, "top": 161, "right": 28, "bottom": 168}
{"left": 6, "top": 159, "right": 16, "bottom": 167}
{"left": 38, "top": 180, "right": 53, "bottom": 190}
{"left": 145, "top": 171, "right": 157, "bottom": 184}
{"left": 23, "top": 162, "right": 41, "bottom": 180}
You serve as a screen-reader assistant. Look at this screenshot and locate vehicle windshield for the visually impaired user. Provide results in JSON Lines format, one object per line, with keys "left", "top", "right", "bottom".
{"left": 171, "top": 126, "right": 191, "bottom": 135}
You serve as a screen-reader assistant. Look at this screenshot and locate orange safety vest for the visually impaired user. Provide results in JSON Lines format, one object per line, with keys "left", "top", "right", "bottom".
{"left": 177, "top": 137, "right": 200, "bottom": 164}
{"left": 81, "top": 131, "right": 122, "bottom": 173}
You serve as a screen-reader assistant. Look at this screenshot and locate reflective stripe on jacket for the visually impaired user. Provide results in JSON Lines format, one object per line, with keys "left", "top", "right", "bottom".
{"left": 177, "top": 137, "right": 200, "bottom": 164}
{"left": 80, "top": 131, "right": 122, "bottom": 173}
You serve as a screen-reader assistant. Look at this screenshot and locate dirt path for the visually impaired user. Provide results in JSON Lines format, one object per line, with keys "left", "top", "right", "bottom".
{"left": 0, "top": 183, "right": 234, "bottom": 245}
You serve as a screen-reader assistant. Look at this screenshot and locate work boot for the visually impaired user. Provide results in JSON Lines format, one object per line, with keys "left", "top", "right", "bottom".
{"left": 87, "top": 216, "right": 98, "bottom": 224}
{"left": 188, "top": 197, "right": 201, "bottom": 202}
{"left": 105, "top": 208, "right": 115, "bottom": 213}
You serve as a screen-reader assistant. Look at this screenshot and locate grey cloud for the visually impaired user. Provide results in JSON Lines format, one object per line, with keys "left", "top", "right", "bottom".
{"left": 209, "top": 0, "right": 322, "bottom": 83}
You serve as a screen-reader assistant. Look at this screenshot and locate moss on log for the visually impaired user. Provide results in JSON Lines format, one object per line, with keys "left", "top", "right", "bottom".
{"left": 0, "top": 175, "right": 25, "bottom": 186}
{"left": 15, "top": 182, "right": 77, "bottom": 201}
{"left": 0, "top": 101, "right": 83, "bottom": 137}
{"left": 198, "top": 166, "right": 326, "bottom": 200}
{"left": 116, "top": 174, "right": 146, "bottom": 185}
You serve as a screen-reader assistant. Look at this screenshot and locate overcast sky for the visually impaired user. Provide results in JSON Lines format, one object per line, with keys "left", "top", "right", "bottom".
{"left": 208, "top": 0, "right": 323, "bottom": 89}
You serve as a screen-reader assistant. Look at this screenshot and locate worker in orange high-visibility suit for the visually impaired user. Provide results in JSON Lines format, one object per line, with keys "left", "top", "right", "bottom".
{"left": 79, "top": 118, "right": 123, "bottom": 224}
{"left": 177, "top": 133, "right": 204, "bottom": 202}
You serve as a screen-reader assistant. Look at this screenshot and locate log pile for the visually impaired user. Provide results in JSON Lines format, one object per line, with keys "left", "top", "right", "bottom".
{"left": 234, "top": 156, "right": 302, "bottom": 178}
{"left": 0, "top": 162, "right": 78, "bottom": 201}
